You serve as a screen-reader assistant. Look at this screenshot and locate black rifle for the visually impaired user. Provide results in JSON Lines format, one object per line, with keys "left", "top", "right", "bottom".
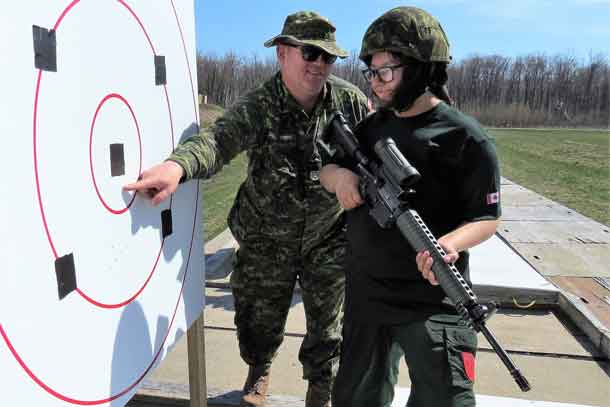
{"left": 325, "top": 111, "right": 531, "bottom": 392}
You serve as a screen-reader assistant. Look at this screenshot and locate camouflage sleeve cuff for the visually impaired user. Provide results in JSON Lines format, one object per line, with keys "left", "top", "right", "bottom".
{"left": 167, "top": 130, "right": 219, "bottom": 180}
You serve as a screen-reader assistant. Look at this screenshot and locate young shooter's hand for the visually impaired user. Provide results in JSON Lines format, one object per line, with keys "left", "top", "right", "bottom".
{"left": 123, "top": 161, "right": 184, "bottom": 206}
{"left": 415, "top": 238, "right": 460, "bottom": 286}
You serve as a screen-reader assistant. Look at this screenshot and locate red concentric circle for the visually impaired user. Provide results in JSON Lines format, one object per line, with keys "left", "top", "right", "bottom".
{"left": 33, "top": 0, "right": 175, "bottom": 306}
{"left": 1, "top": 0, "right": 201, "bottom": 404}
{"left": 89, "top": 93, "right": 142, "bottom": 215}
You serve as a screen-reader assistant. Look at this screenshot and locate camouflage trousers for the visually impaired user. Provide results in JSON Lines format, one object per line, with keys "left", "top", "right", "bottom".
{"left": 229, "top": 229, "right": 346, "bottom": 387}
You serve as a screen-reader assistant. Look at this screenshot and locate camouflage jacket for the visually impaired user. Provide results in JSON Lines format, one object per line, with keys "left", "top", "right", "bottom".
{"left": 169, "top": 72, "right": 368, "bottom": 252}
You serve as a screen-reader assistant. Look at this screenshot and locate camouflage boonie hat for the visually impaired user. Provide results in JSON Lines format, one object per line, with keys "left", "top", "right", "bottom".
{"left": 360, "top": 7, "right": 451, "bottom": 63}
{"left": 264, "top": 11, "right": 348, "bottom": 58}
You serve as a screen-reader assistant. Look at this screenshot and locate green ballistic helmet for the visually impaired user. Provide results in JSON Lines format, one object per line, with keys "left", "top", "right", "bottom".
{"left": 359, "top": 7, "right": 451, "bottom": 63}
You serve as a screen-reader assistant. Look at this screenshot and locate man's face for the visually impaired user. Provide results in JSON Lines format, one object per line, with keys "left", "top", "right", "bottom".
{"left": 278, "top": 44, "right": 333, "bottom": 104}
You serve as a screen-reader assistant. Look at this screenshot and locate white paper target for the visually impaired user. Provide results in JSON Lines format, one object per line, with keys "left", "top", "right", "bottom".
{"left": 0, "top": 1, "right": 204, "bottom": 406}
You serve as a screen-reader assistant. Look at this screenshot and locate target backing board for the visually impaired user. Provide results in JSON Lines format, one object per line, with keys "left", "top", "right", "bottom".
{"left": 0, "top": 1, "right": 204, "bottom": 406}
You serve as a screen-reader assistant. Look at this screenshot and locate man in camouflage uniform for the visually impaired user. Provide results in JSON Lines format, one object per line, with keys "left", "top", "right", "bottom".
{"left": 125, "top": 11, "right": 369, "bottom": 407}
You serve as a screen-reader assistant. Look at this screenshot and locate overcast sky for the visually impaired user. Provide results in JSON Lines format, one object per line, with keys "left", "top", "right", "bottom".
{"left": 194, "top": 0, "right": 610, "bottom": 63}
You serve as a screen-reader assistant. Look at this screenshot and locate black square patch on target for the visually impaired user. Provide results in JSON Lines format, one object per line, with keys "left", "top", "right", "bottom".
{"left": 110, "top": 143, "right": 125, "bottom": 177}
{"left": 55, "top": 253, "right": 77, "bottom": 300}
{"left": 33, "top": 25, "right": 57, "bottom": 72}
{"left": 155, "top": 55, "right": 166, "bottom": 85}
{"left": 161, "top": 209, "right": 173, "bottom": 238}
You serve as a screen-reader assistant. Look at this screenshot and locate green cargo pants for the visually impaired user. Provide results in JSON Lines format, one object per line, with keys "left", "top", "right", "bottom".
{"left": 332, "top": 313, "right": 477, "bottom": 407}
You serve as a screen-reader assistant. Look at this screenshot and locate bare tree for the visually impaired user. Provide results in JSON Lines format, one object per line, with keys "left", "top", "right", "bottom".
{"left": 447, "top": 52, "right": 609, "bottom": 127}
{"left": 197, "top": 51, "right": 609, "bottom": 128}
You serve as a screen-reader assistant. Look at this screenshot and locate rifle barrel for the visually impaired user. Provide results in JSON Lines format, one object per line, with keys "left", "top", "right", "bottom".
{"left": 479, "top": 324, "right": 531, "bottom": 392}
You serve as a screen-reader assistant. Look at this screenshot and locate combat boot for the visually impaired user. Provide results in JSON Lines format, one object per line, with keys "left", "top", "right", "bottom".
{"left": 305, "top": 380, "right": 331, "bottom": 407}
{"left": 241, "top": 365, "right": 270, "bottom": 407}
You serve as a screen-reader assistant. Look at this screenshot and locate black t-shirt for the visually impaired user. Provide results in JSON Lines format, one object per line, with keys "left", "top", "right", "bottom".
{"left": 336, "top": 102, "right": 501, "bottom": 324}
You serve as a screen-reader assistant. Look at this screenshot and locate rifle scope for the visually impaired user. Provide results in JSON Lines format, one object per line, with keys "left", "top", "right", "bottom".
{"left": 374, "top": 138, "right": 420, "bottom": 188}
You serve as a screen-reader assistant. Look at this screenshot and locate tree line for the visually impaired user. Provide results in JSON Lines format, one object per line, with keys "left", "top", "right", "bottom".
{"left": 197, "top": 51, "right": 609, "bottom": 128}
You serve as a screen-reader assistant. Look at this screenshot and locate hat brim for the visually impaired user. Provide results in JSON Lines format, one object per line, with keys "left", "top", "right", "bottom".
{"left": 264, "top": 35, "right": 349, "bottom": 58}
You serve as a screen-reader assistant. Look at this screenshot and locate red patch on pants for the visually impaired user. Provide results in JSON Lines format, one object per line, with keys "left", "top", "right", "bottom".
{"left": 461, "top": 352, "right": 476, "bottom": 381}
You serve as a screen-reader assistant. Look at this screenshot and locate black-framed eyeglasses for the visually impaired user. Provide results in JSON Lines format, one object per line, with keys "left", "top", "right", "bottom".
{"left": 361, "top": 64, "right": 404, "bottom": 83}
{"left": 297, "top": 45, "right": 338, "bottom": 65}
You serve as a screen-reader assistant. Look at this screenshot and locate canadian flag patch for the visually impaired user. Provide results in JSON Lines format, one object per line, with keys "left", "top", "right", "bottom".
{"left": 486, "top": 192, "right": 500, "bottom": 205}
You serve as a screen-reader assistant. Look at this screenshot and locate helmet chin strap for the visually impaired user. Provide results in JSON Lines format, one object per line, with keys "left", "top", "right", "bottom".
{"left": 388, "top": 62, "right": 430, "bottom": 113}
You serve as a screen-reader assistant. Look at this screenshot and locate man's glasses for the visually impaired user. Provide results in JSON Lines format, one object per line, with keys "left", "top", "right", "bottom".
{"left": 361, "top": 64, "right": 404, "bottom": 83}
{"left": 297, "top": 45, "right": 337, "bottom": 65}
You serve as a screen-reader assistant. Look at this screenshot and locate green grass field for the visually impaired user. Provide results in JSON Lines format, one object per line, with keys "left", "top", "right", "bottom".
{"left": 197, "top": 104, "right": 248, "bottom": 240}
{"left": 200, "top": 153, "right": 248, "bottom": 240}
{"left": 489, "top": 128, "right": 609, "bottom": 226}
{"left": 198, "top": 102, "right": 610, "bottom": 241}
